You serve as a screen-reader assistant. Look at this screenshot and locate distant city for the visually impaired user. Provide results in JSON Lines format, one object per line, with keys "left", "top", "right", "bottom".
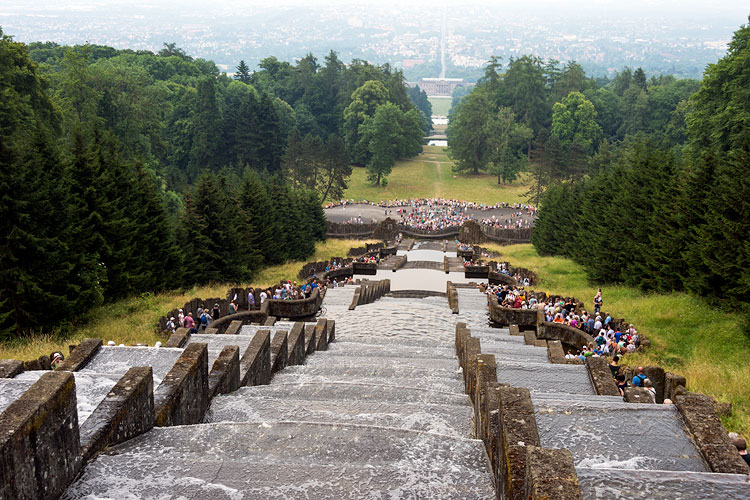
{"left": 2, "top": 1, "right": 747, "bottom": 79}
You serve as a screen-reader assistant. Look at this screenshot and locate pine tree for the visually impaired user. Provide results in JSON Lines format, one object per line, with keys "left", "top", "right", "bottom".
{"left": 239, "top": 168, "right": 277, "bottom": 265}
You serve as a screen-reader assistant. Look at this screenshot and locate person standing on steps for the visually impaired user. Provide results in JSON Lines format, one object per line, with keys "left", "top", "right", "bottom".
{"left": 212, "top": 303, "right": 221, "bottom": 321}
{"left": 594, "top": 288, "right": 603, "bottom": 314}
{"left": 632, "top": 366, "right": 648, "bottom": 387}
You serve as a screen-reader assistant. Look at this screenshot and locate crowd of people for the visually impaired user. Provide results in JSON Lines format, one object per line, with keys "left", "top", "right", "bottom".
{"left": 327, "top": 198, "right": 536, "bottom": 230}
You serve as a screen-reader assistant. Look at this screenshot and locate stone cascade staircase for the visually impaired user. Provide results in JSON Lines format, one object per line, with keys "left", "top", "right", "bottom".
{"left": 455, "top": 287, "right": 750, "bottom": 500}
{"left": 61, "top": 289, "right": 496, "bottom": 499}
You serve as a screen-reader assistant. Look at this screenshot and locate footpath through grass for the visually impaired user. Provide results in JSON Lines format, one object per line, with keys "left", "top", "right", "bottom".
{"left": 343, "top": 146, "right": 531, "bottom": 204}
{"left": 0, "top": 239, "right": 371, "bottom": 362}
{"left": 488, "top": 243, "right": 750, "bottom": 436}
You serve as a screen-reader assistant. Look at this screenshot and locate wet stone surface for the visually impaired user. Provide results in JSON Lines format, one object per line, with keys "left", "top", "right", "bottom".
{"left": 495, "top": 359, "right": 596, "bottom": 395}
{"left": 14, "top": 371, "right": 121, "bottom": 425}
{"left": 62, "top": 423, "right": 496, "bottom": 500}
{"left": 80, "top": 346, "right": 183, "bottom": 387}
{"left": 536, "top": 399, "right": 708, "bottom": 472}
{"left": 576, "top": 468, "right": 750, "bottom": 499}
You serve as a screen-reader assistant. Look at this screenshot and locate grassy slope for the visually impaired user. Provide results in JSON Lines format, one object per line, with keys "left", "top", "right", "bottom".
{"left": 488, "top": 243, "right": 750, "bottom": 436}
{"left": 428, "top": 96, "right": 453, "bottom": 116}
{"left": 343, "top": 146, "right": 531, "bottom": 204}
{"left": 0, "top": 239, "right": 371, "bottom": 361}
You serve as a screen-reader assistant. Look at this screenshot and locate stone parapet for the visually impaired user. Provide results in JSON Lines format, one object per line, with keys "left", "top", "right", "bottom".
{"left": 489, "top": 297, "right": 540, "bottom": 329}
{"left": 240, "top": 330, "right": 271, "bottom": 387}
{"left": 524, "top": 446, "right": 583, "bottom": 500}
{"left": 154, "top": 343, "right": 209, "bottom": 427}
{"left": 586, "top": 357, "right": 620, "bottom": 396}
{"left": 304, "top": 324, "right": 317, "bottom": 354}
{"left": 208, "top": 346, "right": 241, "bottom": 398}
{"left": 0, "top": 360, "right": 24, "bottom": 378}
{"left": 80, "top": 366, "right": 154, "bottom": 462}
{"left": 0, "top": 371, "right": 81, "bottom": 500}
{"left": 286, "top": 323, "right": 306, "bottom": 366}
{"left": 270, "top": 331, "right": 289, "bottom": 373}
{"left": 56, "top": 338, "right": 102, "bottom": 372}
{"left": 675, "top": 393, "right": 750, "bottom": 474}
{"left": 165, "top": 332, "right": 188, "bottom": 348}
{"left": 537, "top": 322, "right": 594, "bottom": 350}
{"left": 353, "top": 262, "right": 378, "bottom": 275}
{"left": 498, "top": 386, "right": 541, "bottom": 500}
{"left": 623, "top": 387, "right": 655, "bottom": 403}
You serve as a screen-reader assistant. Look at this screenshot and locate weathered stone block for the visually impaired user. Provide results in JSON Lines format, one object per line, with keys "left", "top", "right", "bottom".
{"left": 524, "top": 331, "right": 536, "bottom": 346}
{"left": 304, "top": 324, "right": 317, "bottom": 354}
{"left": 623, "top": 387, "right": 655, "bottom": 403}
{"left": 499, "top": 386, "right": 540, "bottom": 500}
{"left": 223, "top": 320, "right": 243, "bottom": 335}
{"left": 80, "top": 366, "right": 154, "bottom": 462}
{"left": 154, "top": 343, "right": 209, "bottom": 427}
{"left": 326, "top": 319, "right": 336, "bottom": 343}
{"left": 264, "top": 316, "right": 277, "bottom": 326}
{"left": 546, "top": 340, "right": 566, "bottom": 364}
{"left": 240, "top": 330, "right": 271, "bottom": 386}
{"left": 23, "top": 359, "right": 42, "bottom": 371}
{"left": 643, "top": 365, "right": 666, "bottom": 403}
{"left": 586, "top": 356, "right": 620, "bottom": 396}
{"left": 525, "top": 446, "right": 583, "bottom": 500}
{"left": 675, "top": 393, "right": 749, "bottom": 474}
{"left": 664, "top": 372, "right": 687, "bottom": 402}
{"left": 509, "top": 324, "right": 521, "bottom": 336}
{"left": 270, "top": 331, "right": 289, "bottom": 373}
{"left": 533, "top": 339, "right": 547, "bottom": 348}
{"left": 286, "top": 323, "right": 306, "bottom": 366}
{"left": 315, "top": 319, "right": 328, "bottom": 351}
{"left": 0, "top": 371, "right": 81, "bottom": 500}
{"left": 165, "top": 332, "right": 188, "bottom": 348}
{"left": 0, "top": 360, "right": 24, "bottom": 378}
{"left": 57, "top": 338, "right": 102, "bottom": 372}
{"left": 208, "top": 345, "right": 240, "bottom": 398}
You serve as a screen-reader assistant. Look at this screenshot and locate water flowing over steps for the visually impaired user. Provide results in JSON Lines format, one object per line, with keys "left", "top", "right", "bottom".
{"left": 453, "top": 287, "right": 750, "bottom": 499}
{"left": 63, "top": 286, "right": 496, "bottom": 499}
{"left": 54, "top": 280, "right": 748, "bottom": 498}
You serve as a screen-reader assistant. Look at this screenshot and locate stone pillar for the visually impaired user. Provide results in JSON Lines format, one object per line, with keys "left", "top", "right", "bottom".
{"left": 524, "top": 446, "right": 583, "bottom": 500}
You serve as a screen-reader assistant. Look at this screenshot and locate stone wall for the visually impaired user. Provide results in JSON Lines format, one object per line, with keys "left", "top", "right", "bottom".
{"left": 350, "top": 279, "right": 391, "bottom": 309}
{"left": 537, "top": 322, "right": 595, "bottom": 350}
{"left": 675, "top": 393, "right": 750, "bottom": 474}
{"left": 352, "top": 261, "right": 378, "bottom": 275}
{"left": 488, "top": 296, "right": 541, "bottom": 328}
{"left": 267, "top": 287, "right": 323, "bottom": 319}
{"left": 80, "top": 366, "right": 154, "bottom": 462}
{"left": 208, "top": 346, "right": 241, "bottom": 399}
{"left": 0, "top": 371, "right": 81, "bottom": 500}
{"left": 154, "top": 343, "right": 209, "bottom": 427}
{"left": 456, "top": 323, "right": 586, "bottom": 500}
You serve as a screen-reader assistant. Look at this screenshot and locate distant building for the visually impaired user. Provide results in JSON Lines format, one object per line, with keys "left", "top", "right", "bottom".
{"left": 407, "top": 78, "right": 471, "bottom": 97}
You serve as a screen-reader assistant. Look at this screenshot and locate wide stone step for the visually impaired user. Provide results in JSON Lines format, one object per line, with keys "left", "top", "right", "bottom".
{"left": 576, "top": 468, "right": 749, "bottom": 500}
{"left": 302, "top": 354, "right": 460, "bottom": 374}
{"left": 494, "top": 359, "right": 595, "bottom": 395}
{"left": 324, "top": 342, "right": 456, "bottom": 359}
{"left": 281, "top": 363, "right": 462, "bottom": 381}
{"left": 224, "top": 381, "right": 471, "bottom": 406}
{"left": 334, "top": 336, "right": 454, "bottom": 349}
{"left": 270, "top": 372, "right": 465, "bottom": 393}
{"left": 206, "top": 396, "right": 474, "bottom": 437}
{"left": 535, "top": 399, "right": 708, "bottom": 472}
{"left": 63, "top": 423, "right": 495, "bottom": 499}
{"left": 78, "top": 346, "right": 183, "bottom": 386}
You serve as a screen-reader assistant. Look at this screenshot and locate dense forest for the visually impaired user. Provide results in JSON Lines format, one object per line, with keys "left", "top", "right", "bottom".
{"left": 0, "top": 28, "right": 426, "bottom": 337}
{"left": 451, "top": 18, "right": 749, "bottom": 313}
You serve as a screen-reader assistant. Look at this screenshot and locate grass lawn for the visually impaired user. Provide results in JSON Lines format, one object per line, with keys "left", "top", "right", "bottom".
{"left": 429, "top": 96, "right": 452, "bottom": 116}
{"left": 0, "top": 239, "right": 371, "bottom": 361}
{"left": 342, "top": 146, "right": 532, "bottom": 204}
{"left": 486, "top": 243, "right": 750, "bottom": 436}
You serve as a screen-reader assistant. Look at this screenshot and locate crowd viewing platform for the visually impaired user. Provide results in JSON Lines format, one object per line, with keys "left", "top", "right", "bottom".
{"left": 324, "top": 198, "right": 536, "bottom": 231}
